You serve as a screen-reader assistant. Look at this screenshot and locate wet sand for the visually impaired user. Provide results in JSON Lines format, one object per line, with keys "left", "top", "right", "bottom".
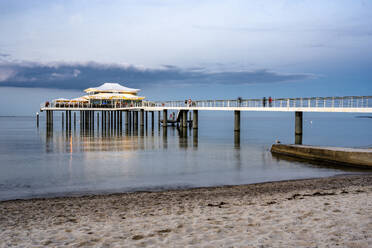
{"left": 1, "top": 174, "right": 372, "bottom": 247}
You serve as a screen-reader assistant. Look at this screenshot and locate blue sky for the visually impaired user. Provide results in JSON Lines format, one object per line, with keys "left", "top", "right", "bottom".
{"left": 0, "top": 0, "right": 371, "bottom": 115}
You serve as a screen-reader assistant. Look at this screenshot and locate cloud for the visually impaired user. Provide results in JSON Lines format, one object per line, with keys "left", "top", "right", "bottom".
{"left": 192, "top": 25, "right": 276, "bottom": 33}
{"left": 192, "top": 24, "right": 372, "bottom": 37}
{"left": 0, "top": 68, "right": 16, "bottom": 82}
{"left": 0, "top": 60, "right": 316, "bottom": 89}
{"left": 73, "top": 69, "right": 81, "bottom": 77}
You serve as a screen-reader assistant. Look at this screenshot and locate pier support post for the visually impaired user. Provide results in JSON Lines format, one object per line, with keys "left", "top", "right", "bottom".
{"left": 140, "top": 109, "right": 144, "bottom": 126}
{"left": 179, "top": 111, "right": 183, "bottom": 127}
{"left": 74, "top": 112, "right": 76, "bottom": 129}
{"left": 65, "top": 111, "right": 68, "bottom": 129}
{"left": 106, "top": 111, "right": 108, "bottom": 131}
{"left": 110, "top": 111, "right": 112, "bottom": 131}
{"left": 131, "top": 111, "right": 134, "bottom": 128}
{"left": 151, "top": 111, "right": 154, "bottom": 129}
{"left": 62, "top": 112, "right": 64, "bottom": 129}
{"left": 69, "top": 111, "right": 72, "bottom": 130}
{"left": 140, "top": 115, "right": 144, "bottom": 136}
{"left": 295, "top": 111, "right": 303, "bottom": 145}
{"left": 193, "top": 110, "right": 198, "bottom": 129}
{"left": 134, "top": 111, "right": 138, "bottom": 129}
{"left": 193, "top": 128, "right": 198, "bottom": 148}
{"left": 83, "top": 111, "right": 86, "bottom": 130}
{"left": 234, "top": 131, "right": 240, "bottom": 149}
{"left": 82, "top": 111, "right": 85, "bottom": 129}
{"left": 101, "top": 111, "right": 103, "bottom": 131}
{"left": 163, "top": 109, "right": 167, "bottom": 127}
{"left": 234, "top": 110, "right": 240, "bottom": 132}
{"left": 86, "top": 111, "right": 88, "bottom": 130}
{"left": 79, "top": 111, "right": 82, "bottom": 129}
{"left": 114, "top": 111, "right": 117, "bottom": 130}
{"left": 87, "top": 111, "right": 90, "bottom": 130}
{"left": 46, "top": 110, "right": 53, "bottom": 129}
{"left": 145, "top": 111, "right": 148, "bottom": 128}
{"left": 117, "top": 111, "right": 120, "bottom": 130}
{"left": 182, "top": 110, "right": 188, "bottom": 128}
{"left": 120, "top": 111, "right": 122, "bottom": 131}
{"left": 97, "top": 112, "right": 99, "bottom": 129}
{"left": 106, "top": 111, "right": 108, "bottom": 130}
{"left": 158, "top": 111, "right": 161, "bottom": 127}
{"left": 87, "top": 111, "right": 89, "bottom": 130}
{"left": 91, "top": 111, "right": 94, "bottom": 130}
{"left": 66, "top": 111, "right": 69, "bottom": 130}
{"left": 129, "top": 111, "right": 132, "bottom": 131}
{"left": 110, "top": 111, "right": 113, "bottom": 130}
{"left": 125, "top": 111, "right": 129, "bottom": 128}
{"left": 102, "top": 111, "right": 104, "bottom": 130}
{"left": 105, "top": 111, "right": 107, "bottom": 133}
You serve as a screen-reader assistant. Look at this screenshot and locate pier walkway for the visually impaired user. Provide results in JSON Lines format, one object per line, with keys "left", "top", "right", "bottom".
{"left": 41, "top": 96, "right": 372, "bottom": 113}
{"left": 40, "top": 96, "right": 372, "bottom": 145}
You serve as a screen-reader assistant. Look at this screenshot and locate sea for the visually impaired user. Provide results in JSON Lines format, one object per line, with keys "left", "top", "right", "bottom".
{"left": 0, "top": 111, "right": 371, "bottom": 201}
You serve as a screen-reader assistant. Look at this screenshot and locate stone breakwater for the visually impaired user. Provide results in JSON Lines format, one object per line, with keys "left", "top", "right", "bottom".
{"left": 271, "top": 144, "right": 372, "bottom": 168}
{"left": 1, "top": 174, "right": 372, "bottom": 247}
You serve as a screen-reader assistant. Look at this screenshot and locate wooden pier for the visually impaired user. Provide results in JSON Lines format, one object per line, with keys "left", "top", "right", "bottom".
{"left": 40, "top": 96, "right": 372, "bottom": 144}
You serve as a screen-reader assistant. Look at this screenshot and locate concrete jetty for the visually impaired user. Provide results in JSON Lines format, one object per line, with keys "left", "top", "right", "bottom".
{"left": 271, "top": 144, "right": 372, "bottom": 168}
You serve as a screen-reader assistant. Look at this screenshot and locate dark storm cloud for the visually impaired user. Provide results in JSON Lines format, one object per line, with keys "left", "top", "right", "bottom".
{"left": 0, "top": 61, "right": 315, "bottom": 89}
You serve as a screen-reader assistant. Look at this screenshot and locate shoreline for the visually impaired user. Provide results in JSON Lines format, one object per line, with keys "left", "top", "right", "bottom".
{"left": 1, "top": 174, "right": 372, "bottom": 247}
{"left": 1, "top": 172, "right": 370, "bottom": 203}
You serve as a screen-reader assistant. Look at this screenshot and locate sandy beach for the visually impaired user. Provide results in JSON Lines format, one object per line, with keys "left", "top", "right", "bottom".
{"left": 1, "top": 174, "right": 372, "bottom": 247}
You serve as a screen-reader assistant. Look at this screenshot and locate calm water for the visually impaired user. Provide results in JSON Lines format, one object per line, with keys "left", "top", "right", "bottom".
{"left": 0, "top": 112, "right": 371, "bottom": 201}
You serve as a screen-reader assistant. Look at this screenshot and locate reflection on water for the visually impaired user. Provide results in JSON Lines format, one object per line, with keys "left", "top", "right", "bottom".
{"left": 0, "top": 114, "right": 371, "bottom": 201}
{"left": 45, "top": 123, "right": 201, "bottom": 153}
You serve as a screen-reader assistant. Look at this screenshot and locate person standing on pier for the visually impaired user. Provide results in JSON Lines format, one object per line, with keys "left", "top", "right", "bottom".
{"left": 269, "top": 96, "right": 273, "bottom": 107}
{"left": 262, "top": 97, "right": 266, "bottom": 107}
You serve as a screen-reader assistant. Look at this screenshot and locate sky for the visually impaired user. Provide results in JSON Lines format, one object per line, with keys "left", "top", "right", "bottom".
{"left": 0, "top": 0, "right": 371, "bottom": 115}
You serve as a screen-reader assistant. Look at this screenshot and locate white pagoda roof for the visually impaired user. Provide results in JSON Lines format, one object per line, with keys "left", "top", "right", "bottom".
{"left": 85, "top": 83, "right": 140, "bottom": 93}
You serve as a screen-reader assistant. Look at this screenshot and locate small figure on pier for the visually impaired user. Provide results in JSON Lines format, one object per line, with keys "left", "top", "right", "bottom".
{"left": 269, "top": 96, "right": 273, "bottom": 107}
{"left": 263, "top": 97, "right": 266, "bottom": 107}
{"left": 237, "top": 97, "right": 242, "bottom": 107}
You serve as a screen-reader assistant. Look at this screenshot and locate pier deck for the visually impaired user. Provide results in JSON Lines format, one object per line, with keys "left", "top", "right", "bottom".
{"left": 41, "top": 96, "right": 372, "bottom": 113}
{"left": 39, "top": 96, "right": 372, "bottom": 145}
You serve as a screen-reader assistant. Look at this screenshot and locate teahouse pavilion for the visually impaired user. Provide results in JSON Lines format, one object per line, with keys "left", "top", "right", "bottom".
{"left": 85, "top": 83, "right": 145, "bottom": 107}
{"left": 52, "top": 82, "right": 145, "bottom": 108}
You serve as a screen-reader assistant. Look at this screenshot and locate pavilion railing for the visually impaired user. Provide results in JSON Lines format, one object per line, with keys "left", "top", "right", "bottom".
{"left": 41, "top": 101, "right": 144, "bottom": 109}
{"left": 41, "top": 96, "right": 372, "bottom": 110}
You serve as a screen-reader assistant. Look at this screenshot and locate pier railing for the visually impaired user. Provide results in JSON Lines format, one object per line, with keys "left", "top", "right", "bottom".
{"left": 41, "top": 96, "right": 372, "bottom": 110}
{"left": 145, "top": 96, "right": 372, "bottom": 109}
